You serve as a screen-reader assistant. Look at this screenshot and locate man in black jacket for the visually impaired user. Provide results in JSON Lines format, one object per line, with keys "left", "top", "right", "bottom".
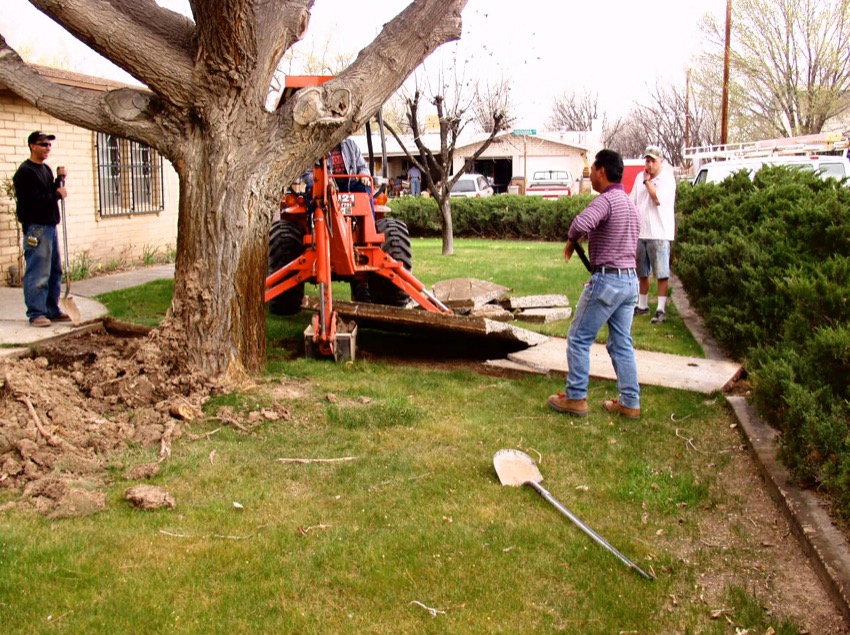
{"left": 13, "top": 131, "right": 68, "bottom": 327}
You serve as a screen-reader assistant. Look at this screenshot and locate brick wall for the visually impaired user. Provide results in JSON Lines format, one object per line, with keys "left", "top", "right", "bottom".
{"left": 0, "top": 91, "right": 179, "bottom": 286}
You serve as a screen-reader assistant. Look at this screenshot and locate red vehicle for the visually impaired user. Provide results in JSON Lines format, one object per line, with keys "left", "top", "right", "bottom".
{"left": 622, "top": 160, "right": 646, "bottom": 195}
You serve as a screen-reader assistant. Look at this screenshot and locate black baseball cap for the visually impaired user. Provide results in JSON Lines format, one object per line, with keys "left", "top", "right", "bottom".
{"left": 27, "top": 131, "right": 56, "bottom": 145}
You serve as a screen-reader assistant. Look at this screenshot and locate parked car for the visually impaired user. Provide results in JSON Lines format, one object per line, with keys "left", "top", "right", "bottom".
{"left": 525, "top": 169, "right": 576, "bottom": 198}
{"left": 693, "top": 155, "right": 850, "bottom": 185}
{"left": 450, "top": 173, "right": 494, "bottom": 198}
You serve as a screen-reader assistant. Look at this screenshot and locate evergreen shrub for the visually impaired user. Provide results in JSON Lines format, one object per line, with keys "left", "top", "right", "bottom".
{"left": 676, "top": 166, "right": 850, "bottom": 514}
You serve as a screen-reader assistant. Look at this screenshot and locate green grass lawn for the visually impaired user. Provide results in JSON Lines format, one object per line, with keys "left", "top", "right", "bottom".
{"left": 0, "top": 239, "right": 808, "bottom": 634}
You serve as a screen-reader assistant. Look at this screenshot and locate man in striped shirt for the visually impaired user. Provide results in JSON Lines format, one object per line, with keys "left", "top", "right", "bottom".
{"left": 548, "top": 149, "right": 642, "bottom": 419}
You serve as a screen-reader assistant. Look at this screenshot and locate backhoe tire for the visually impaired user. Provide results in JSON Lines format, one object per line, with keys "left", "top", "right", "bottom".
{"left": 350, "top": 276, "right": 371, "bottom": 303}
{"left": 268, "top": 219, "right": 305, "bottom": 315}
{"left": 369, "top": 217, "right": 413, "bottom": 307}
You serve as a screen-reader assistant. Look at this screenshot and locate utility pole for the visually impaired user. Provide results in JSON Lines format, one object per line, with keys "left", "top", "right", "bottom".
{"left": 684, "top": 69, "right": 691, "bottom": 146}
{"left": 720, "top": 0, "right": 732, "bottom": 144}
{"left": 684, "top": 68, "right": 692, "bottom": 170}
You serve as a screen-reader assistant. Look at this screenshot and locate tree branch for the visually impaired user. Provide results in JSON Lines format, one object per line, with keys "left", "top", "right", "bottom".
{"left": 0, "top": 38, "right": 167, "bottom": 148}
{"left": 282, "top": 0, "right": 467, "bottom": 135}
{"left": 28, "top": 0, "right": 195, "bottom": 104}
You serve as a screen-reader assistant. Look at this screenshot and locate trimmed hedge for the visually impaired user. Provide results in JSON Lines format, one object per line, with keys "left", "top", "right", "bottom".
{"left": 387, "top": 194, "right": 594, "bottom": 241}
{"left": 676, "top": 166, "right": 850, "bottom": 513}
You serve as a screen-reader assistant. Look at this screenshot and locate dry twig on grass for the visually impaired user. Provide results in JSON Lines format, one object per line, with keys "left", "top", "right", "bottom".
{"left": 276, "top": 456, "right": 359, "bottom": 464}
{"left": 297, "top": 524, "right": 332, "bottom": 535}
{"left": 410, "top": 600, "right": 446, "bottom": 617}
{"left": 208, "top": 414, "right": 249, "bottom": 432}
{"left": 184, "top": 428, "right": 222, "bottom": 442}
{"left": 675, "top": 428, "right": 704, "bottom": 453}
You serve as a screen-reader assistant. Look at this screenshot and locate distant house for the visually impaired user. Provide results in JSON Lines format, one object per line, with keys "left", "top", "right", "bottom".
{"left": 346, "top": 129, "right": 594, "bottom": 194}
{"left": 0, "top": 66, "right": 179, "bottom": 287}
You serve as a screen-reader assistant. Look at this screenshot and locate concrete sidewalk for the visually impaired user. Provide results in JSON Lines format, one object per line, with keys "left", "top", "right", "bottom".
{"left": 0, "top": 264, "right": 173, "bottom": 351}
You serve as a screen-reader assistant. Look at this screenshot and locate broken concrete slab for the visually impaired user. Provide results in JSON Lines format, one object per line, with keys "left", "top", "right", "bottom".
{"left": 432, "top": 278, "right": 511, "bottom": 311}
{"left": 305, "top": 298, "right": 548, "bottom": 348}
{"left": 502, "top": 294, "right": 570, "bottom": 310}
{"left": 484, "top": 358, "right": 548, "bottom": 374}
{"left": 516, "top": 307, "right": 572, "bottom": 323}
{"left": 472, "top": 304, "right": 515, "bottom": 321}
{"left": 488, "top": 336, "right": 742, "bottom": 394}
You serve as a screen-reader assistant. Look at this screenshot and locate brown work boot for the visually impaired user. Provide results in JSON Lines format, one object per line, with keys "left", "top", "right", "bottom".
{"left": 30, "top": 316, "right": 51, "bottom": 327}
{"left": 601, "top": 399, "right": 641, "bottom": 419}
{"left": 51, "top": 312, "right": 71, "bottom": 322}
{"left": 547, "top": 393, "right": 588, "bottom": 416}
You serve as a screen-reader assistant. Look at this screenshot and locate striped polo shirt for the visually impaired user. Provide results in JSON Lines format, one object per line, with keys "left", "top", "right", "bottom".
{"left": 568, "top": 184, "right": 640, "bottom": 269}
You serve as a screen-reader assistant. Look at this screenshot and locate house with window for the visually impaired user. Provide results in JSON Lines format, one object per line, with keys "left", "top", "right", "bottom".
{"left": 345, "top": 129, "right": 594, "bottom": 194}
{"left": 0, "top": 66, "right": 179, "bottom": 287}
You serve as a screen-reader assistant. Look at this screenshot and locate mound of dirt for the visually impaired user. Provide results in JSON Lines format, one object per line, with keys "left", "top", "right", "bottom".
{"left": 0, "top": 328, "right": 210, "bottom": 517}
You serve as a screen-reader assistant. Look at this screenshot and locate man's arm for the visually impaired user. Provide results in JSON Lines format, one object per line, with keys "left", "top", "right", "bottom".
{"left": 643, "top": 171, "right": 661, "bottom": 206}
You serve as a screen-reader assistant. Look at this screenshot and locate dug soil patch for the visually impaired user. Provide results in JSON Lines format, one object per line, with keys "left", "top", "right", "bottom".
{"left": 0, "top": 328, "right": 207, "bottom": 518}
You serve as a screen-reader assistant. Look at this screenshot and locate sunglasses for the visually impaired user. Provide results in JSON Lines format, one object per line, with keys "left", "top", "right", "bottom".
{"left": 35, "top": 142, "right": 52, "bottom": 147}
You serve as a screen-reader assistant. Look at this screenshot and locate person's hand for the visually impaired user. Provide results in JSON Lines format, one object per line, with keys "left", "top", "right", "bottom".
{"left": 57, "top": 166, "right": 67, "bottom": 179}
{"left": 564, "top": 240, "right": 575, "bottom": 263}
{"left": 57, "top": 186, "right": 67, "bottom": 199}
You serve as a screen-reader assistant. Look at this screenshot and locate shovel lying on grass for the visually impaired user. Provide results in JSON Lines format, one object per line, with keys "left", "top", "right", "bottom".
{"left": 58, "top": 176, "right": 81, "bottom": 325}
{"left": 493, "top": 449, "right": 653, "bottom": 581}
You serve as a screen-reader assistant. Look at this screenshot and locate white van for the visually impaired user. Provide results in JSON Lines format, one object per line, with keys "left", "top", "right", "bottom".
{"left": 693, "top": 155, "right": 850, "bottom": 185}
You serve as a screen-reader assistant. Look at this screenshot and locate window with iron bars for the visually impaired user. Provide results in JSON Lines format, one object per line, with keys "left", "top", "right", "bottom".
{"left": 96, "top": 132, "right": 165, "bottom": 216}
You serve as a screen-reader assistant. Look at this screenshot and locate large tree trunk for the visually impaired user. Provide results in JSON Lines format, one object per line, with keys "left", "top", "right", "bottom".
{"left": 161, "top": 128, "right": 272, "bottom": 384}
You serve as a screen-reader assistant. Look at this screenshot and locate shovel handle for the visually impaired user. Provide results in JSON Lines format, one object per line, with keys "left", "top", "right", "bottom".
{"left": 570, "top": 239, "right": 592, "bottom": 273}
{"left": 58, "top": 179, "right": 71, "bottom": 294}
{"left": 525, "top": 480, "right": 653, "bottom": 580}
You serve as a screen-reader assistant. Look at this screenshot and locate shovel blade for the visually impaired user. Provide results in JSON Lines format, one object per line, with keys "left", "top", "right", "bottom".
{"left": 493, "top": 449, "right": 543, "bottom": 487}
{"left": 60, "top": 296, "right": 82, "bottom": 325}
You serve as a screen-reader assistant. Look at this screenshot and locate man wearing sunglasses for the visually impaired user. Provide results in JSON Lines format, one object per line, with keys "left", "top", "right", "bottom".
{"left": 13, "top": 131, "right": 69, "bottom": 327}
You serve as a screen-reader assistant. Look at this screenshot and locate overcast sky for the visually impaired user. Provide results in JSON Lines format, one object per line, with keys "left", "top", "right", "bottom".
{"left": 2, "top": 0, "right": 728, "bottom": 127}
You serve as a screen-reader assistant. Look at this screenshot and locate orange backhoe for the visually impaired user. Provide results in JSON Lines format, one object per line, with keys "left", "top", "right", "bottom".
{"left": 264, "top": 76, "right": 450, "bottom": 361}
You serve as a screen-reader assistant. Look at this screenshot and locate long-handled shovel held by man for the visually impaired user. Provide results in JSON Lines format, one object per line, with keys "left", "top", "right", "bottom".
{"left": 57, "top": 170, "right": 81, "bottom": 324}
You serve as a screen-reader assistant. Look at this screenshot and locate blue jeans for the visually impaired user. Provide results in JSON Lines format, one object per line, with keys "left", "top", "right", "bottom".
{"left": 566, "top": 270, "right": 640, "bottom": 409}
{"left": 636, "top": 239, "right": 671, "bottom": 279}
{"left": 410, "top": 176, "right": 421, "bottom": 196}
{"left": 23, "top": 224, "right": 63, "bottom": 321}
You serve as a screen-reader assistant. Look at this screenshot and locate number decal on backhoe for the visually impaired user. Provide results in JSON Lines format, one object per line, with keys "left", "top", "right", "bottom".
{"left": 339, "top": 193, "right": 355, "bottom": 214}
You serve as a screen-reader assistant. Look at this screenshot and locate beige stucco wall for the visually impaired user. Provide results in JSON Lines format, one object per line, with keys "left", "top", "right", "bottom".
{"left": 0, "top": 91, "right": 179, "bottom": 287}
{"left": 453, "top": 135, "right": 587, "bottom": 181}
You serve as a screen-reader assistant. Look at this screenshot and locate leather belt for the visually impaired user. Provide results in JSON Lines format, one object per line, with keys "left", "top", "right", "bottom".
{"left": 593, "top": 266, "right": 636, "bottom": 275}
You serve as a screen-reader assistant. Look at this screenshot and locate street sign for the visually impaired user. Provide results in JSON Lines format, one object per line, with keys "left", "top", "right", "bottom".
{"left": 511, "top": 129, "right": 537, "bottom": 136}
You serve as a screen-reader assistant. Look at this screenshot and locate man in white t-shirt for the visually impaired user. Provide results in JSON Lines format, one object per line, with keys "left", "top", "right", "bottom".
{"left": 630, "top": 145, "right": 676, "bottom": 324}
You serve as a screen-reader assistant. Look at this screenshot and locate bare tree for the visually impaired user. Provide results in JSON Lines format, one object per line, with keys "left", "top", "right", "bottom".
{"left": 603, "top": 113, "right": 650, "bottom": 160}
{"left": 548, "top": 89, "right": 598, "bottom": 131}
{"left": 0, "top": 0, "right": 469, "bottom": 385}
{"left": 699, "top": 0, "right": 850, "bottom": 137}
{"left": 603, "top": 81, "right": 717, "bottom": 164}
{"left": 386, "top": 71, "right": 510, "bottom": 256}
{"left": 471, "top": 77, "right": 514, "bottom": 133}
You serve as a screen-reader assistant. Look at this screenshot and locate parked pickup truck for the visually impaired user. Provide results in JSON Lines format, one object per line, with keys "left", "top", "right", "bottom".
{"left": 525, "top": 169, "right": 576, "bottom": 198}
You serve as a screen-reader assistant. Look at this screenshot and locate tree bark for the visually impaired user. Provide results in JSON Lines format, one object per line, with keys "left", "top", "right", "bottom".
{"left": 437, "top": 195, "right": 454, "bottom": 256}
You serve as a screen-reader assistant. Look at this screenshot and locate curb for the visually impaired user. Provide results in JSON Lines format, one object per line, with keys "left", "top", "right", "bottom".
{"left": 671, "top": 275, "right": 850, "bottom": 626}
